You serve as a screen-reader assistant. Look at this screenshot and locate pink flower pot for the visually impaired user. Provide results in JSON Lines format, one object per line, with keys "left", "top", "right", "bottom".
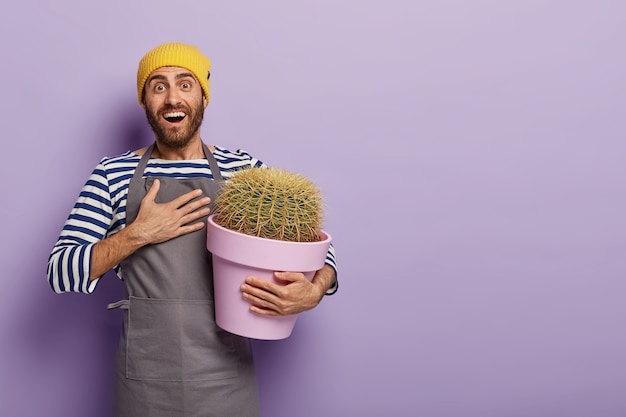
{"left": 206, "top": 214, "right": 332, "bottom": 340}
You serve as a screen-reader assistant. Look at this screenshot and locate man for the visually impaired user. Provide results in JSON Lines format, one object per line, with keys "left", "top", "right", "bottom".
{"left": 47, "top": 42, "right": 338, "bottom": 417}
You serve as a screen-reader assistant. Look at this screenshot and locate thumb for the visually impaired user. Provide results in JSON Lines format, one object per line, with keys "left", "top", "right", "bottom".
{"left": 274, "top": 271, "right": 301, "bottom": 284}
{"left": 145, "top": 178, "right": 160, "bottom": 202}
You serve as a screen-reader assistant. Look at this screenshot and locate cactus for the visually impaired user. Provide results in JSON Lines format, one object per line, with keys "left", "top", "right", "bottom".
{"left": 213, "top": 167, "right": 324, "bottom": 242}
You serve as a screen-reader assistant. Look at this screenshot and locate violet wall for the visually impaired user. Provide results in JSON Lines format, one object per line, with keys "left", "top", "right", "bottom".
{"left": 1, "top": 1, "right": 625, "bottom": 416}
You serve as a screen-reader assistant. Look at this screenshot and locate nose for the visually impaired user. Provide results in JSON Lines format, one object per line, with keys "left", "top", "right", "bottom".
{"left": 165, "top": 87, "right": 182, "bottom": 105}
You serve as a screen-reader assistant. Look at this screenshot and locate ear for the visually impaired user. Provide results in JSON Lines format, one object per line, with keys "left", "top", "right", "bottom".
{"left": 203, "top": 95, "right": 209, "bottom": 109}
{"left": 140, "top": 90, "right": 147, "bottom": 109}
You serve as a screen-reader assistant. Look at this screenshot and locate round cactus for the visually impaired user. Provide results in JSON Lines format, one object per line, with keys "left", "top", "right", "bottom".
{"left": 213, "top": 167, "right": 324, "bottom": 242}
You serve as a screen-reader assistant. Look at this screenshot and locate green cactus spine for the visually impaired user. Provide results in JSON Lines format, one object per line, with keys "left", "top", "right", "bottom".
{"left": 213, "top": 167, "right": 324, "bottom": 242}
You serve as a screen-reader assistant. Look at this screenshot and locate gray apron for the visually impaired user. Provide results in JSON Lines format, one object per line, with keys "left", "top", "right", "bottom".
{"left": 108, "top": 143, "right": 259, "bottom": 417}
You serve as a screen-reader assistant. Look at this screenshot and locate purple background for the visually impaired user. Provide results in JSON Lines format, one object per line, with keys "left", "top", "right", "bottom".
{"left": 1, "top": 1, "right": 625, "bottom": 416}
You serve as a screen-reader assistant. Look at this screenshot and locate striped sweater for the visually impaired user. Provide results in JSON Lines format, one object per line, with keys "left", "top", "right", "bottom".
{"left": 47, "top": 145, "right": 337, "bottom": 295}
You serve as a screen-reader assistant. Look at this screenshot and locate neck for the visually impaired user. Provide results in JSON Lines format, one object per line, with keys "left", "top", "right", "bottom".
{"left": 152, "top": 139, "right": 207, "bottom": 160}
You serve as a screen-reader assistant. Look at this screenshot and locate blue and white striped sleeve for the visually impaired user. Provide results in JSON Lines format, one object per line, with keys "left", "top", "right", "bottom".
{"left": 324, "top": 243, "right": 338, "bottom": 295}
{"left": 47, "top": 163, "right": 114, "bottom": 294}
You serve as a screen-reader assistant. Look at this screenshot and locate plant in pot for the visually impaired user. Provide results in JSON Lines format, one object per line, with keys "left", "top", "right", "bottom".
{"left": 206, "top": 167, "right": 332, "bottom": 340}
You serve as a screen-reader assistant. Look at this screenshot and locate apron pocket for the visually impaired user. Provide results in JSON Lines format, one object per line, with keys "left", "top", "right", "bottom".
{"left": 126, "top": 296, "right": 240, "bottom": 382}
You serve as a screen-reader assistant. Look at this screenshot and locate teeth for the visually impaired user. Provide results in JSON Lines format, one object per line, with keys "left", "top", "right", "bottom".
{"left": 164, "top": 111, "right": 186, "bottom": 118}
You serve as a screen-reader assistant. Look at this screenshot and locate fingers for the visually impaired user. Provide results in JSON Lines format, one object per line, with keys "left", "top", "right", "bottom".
{"left": 166, "top": 189, "right": 212, "bottom": 228}
{"left": 146, "top": 182, "right": 210, "bottom": 214}
{"left": 177, "top": 220, "right": 206, "bottom": 235}
{"left": 135, "top": 183, "right": 212, "bottom": 244}
{"left": 176, "top": 200, "right": 211, "bottom": 232}
{"left": 243, "top": 292, "right": 282, "bottom": 316}
{"left": 171, "top": 188, "right": 206, "bottom": 209}
{"left": 241, "top": 272, "right": 319, "bottom": 316}
{"left": 243, "top": 275, "right": 282, "bottom": 297}
{"left": 240, "top": 273, "right": 313, "bottom": 316}
{"left": 241, "top": 278, "right": 280, "bottom": 307}
{"left": 181, "top": 195, "right": 211, "bottom": 216}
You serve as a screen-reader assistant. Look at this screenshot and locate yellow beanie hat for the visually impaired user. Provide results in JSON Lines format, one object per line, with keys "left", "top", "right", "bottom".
{"left": 136, "top": 42, "right": 211, "bottom": 104}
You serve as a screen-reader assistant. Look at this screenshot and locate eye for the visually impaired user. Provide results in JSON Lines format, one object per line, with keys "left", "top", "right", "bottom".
{"left": 181, "top": 82, "right": 192, "bottom": 89}
{"left": 154, "top": 84, "right": 166, "bottom": 92}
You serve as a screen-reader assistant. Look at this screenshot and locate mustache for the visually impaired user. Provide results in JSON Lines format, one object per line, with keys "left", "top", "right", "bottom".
{"left": 159, "top": 104, "right": 189, "bottom": 113}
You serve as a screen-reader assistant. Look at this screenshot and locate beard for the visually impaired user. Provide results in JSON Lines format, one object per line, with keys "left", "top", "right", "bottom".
{"left": 145, "top": 98, "right": 205, "bottom": 148}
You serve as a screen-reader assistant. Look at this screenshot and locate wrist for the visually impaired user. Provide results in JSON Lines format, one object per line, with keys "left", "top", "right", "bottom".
{"left": 122, "top": 222, "right": 151, "bottom": 248}
{"left": 312, "top": 265, "right": 335, "bottom": 297}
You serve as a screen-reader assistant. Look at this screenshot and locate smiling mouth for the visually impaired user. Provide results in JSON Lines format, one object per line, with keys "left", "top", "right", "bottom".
{"left": 163, "top": 111, "right": 187, "bottom": 123}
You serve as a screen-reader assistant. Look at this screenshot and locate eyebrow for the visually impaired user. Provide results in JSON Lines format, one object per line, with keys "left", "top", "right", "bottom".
{"left": 147, "top": 72, "right": 197, "bottom": 85}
